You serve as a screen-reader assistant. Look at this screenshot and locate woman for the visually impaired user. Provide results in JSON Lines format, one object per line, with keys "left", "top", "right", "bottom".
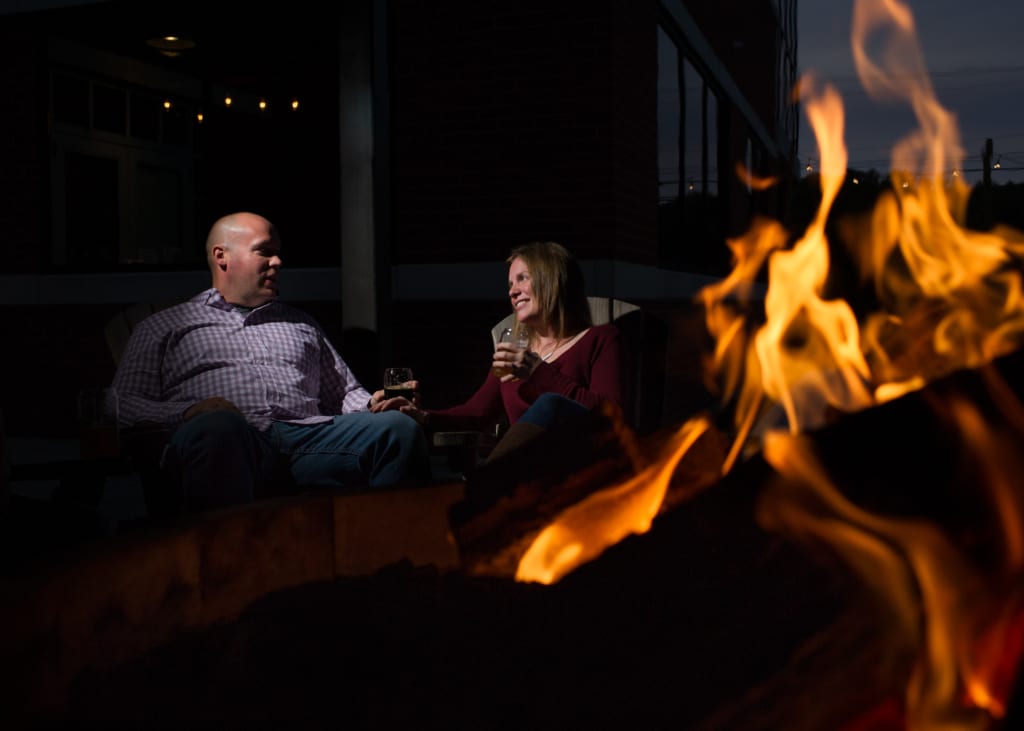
{"left": 373, "top": 241, "right": 626, "bottom": 457}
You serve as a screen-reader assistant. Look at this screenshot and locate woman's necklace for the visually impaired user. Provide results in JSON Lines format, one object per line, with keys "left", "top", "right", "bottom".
{"left": 536, "top": 329, "right": 589, "bottom": 361}
{"left": 537, "top": 337, "right": 566, "bottom": 361}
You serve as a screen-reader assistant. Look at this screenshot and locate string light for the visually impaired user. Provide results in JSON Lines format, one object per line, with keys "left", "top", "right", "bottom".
{"left": 993, "top": 157, "right": 1002, "bottom": 170}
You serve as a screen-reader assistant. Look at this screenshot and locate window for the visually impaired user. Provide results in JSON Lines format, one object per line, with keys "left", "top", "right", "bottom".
{"left": 656, "top": 23, "right": 725, "bottom": 274}
{"left": 49, "top": 69, "right": 197, "bottom": 268}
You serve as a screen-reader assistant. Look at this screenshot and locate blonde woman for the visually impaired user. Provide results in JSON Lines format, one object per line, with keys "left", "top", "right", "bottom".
{"left": 373, "top": 241, "right": 626, "bottom": 454}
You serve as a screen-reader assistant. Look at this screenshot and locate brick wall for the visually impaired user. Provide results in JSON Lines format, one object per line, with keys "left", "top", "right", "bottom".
{"left": 388, "top": 0, "right": 659, "bottom": 266}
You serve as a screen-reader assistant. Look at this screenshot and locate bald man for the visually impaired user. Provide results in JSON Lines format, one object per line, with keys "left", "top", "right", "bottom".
{"left": 113, "top": 212, "right": 430, "bottom": 513}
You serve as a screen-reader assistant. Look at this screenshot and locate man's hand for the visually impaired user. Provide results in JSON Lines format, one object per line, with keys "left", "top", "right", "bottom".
{"left": 369, "top": 380, "right": 423, "bottom": 410}
{"left": 184, "top": 397, "right": 241, "bottom": 421}
{"left": 373, "top": 396, "right": 428, "bottom": 425}
{"left": 369, "top": 381, "right": 427, "bottom": 426}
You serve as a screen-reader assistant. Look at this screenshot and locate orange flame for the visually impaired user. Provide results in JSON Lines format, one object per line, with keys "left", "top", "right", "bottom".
{"left": 515, "top": 415, "right": 711, "bottom": 584}
{"left": 515, "top": 12, "right": 1024, "bottom": 710}
{"left": 759, "top": 386, "right": 1024, "bottom": 729}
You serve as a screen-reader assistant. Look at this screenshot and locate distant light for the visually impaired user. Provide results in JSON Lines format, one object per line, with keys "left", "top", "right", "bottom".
{"left": 994, "top": 158, "right": 1002, "bottom": 169}
{"left": 851, "top": 177, "right": 860, "bottom": 185}
{"left": 952, "top": 169, "right": 960, "bottom": 177}
{"left": 291, "top": 98, "right": 300, "bottom": 111}
{"left": 196, "top": 111, "right": 204, "bottom": 123}
{"left": 258, "top": 98, "right": 268, "bottom": 111}
{"left": 163, "top": 99, "right": 172, "bottom": 110}
{"left": 224, "top": 96, "right": 232, "bottom": 107}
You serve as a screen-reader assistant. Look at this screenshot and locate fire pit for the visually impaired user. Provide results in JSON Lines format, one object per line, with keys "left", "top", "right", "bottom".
{"left": 5, "top": 347, "right": 1022, "bottom": 728}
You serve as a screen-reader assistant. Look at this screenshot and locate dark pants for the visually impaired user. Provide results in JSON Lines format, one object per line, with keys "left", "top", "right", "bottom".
{"left": 165, "top": 410, "right": 431, "bottom": 513}
{"left": 486, "top": 393, "right": 591, "bottom": 463}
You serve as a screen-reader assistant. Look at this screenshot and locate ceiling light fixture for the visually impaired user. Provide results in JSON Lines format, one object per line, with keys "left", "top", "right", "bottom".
{"left": 145, "top": 35, "right": 196, "bottom": 58}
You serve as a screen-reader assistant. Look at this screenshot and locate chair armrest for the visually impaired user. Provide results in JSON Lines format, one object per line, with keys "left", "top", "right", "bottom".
{"left": 431, "top": 431, "right": 483, "bottom": 448}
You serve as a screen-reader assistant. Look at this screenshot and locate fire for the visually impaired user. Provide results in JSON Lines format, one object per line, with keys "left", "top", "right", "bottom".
{"left": 759, "top": 391, "right": 1024, "bottom": 730}
{"left": 517, "top": 0, "right": 1024, "bottom": 576}
{"left": 516, "top": 1, "right": 1024, "bottom": 723}
{"left": 515, "top": 415, "right": 711, "bottom": 585}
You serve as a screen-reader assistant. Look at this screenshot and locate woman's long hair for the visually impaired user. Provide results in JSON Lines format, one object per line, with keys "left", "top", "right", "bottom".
{"left": 506, "top": 241, "right": 592, "bottom": 339}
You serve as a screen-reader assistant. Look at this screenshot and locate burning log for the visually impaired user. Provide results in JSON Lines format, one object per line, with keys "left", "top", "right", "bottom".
{"left": 450, "top": 403, "right": 733, "bottom": 578}
{"left": 705, "top": 347, "right": 1024, "bottom": 730}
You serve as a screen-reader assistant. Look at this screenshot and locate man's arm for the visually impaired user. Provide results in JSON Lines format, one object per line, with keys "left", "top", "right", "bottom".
{"left": 112, "top": 319, "right": 196, "bottom": 428}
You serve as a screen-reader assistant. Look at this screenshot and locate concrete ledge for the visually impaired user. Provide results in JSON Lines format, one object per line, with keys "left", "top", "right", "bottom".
{"left": 0, "top": 481, "right": 465, "bottom": 723}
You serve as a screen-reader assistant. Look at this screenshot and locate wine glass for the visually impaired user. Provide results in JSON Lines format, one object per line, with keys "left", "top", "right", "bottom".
{"left": 383, "top": 367, "right": 415, "bottom": 400}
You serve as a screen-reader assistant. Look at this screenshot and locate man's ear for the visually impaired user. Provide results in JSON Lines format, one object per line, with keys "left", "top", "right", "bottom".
{"left": 213, "top": 245, "right": 228, "bottom": 270}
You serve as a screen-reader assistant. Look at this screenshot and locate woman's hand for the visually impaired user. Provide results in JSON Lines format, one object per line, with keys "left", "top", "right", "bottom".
{"left": 493, "top": 343, "right": 543, "bottom": 382}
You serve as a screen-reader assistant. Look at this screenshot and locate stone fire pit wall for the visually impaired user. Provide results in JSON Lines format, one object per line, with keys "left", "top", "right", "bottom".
{"left": 0, "top": 482, "right": 465, "bottom": 722}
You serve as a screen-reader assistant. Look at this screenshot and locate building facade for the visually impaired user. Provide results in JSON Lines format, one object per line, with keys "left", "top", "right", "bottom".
{"left": 0, "top": 0, "right": 798, "bottom": 432}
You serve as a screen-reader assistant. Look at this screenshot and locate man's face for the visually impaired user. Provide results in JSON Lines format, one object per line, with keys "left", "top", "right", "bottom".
{"left": 216, "top": 216, "right": 282, "bottom": 307}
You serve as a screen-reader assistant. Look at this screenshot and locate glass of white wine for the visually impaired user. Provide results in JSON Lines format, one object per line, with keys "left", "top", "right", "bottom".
{"left": 492, "top": 327, "right": 529, "bottom": 378}
{"left": 383, "top": 367, "right": 415, "bottom": 400}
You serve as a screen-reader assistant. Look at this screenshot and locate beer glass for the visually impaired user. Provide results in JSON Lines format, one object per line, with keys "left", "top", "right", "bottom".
{"left": 383, "top": 367, "right": 415, "bottom": 400}
{"left": 492, "top": 327, "right": 529, "bottom": 378}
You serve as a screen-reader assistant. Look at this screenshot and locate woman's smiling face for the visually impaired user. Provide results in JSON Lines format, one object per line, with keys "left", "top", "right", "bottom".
{"left": 507, "top": 256, "right": 540, "bottom": 326}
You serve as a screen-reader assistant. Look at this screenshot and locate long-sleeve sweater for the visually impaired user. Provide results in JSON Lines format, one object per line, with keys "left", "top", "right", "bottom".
{"left": 426, "top": 323, "right": 625, "bottom": 431}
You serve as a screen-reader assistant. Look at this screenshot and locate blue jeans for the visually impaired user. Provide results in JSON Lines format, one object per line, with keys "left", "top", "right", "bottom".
{"left": 166, "top": 410, "right": 431, "bottom": 512}
{"left": 518, "top": 392, "right": 590, "bottom": 428}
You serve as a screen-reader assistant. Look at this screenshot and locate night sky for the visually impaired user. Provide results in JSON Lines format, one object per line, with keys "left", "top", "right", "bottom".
{"left": 798, "top": 0, "right": 1024, "bottom": 186}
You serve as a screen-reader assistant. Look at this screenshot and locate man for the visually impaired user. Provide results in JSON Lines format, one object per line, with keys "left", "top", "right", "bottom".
{"left": 113, "top": 211, "right": 431, "bottom": 512}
